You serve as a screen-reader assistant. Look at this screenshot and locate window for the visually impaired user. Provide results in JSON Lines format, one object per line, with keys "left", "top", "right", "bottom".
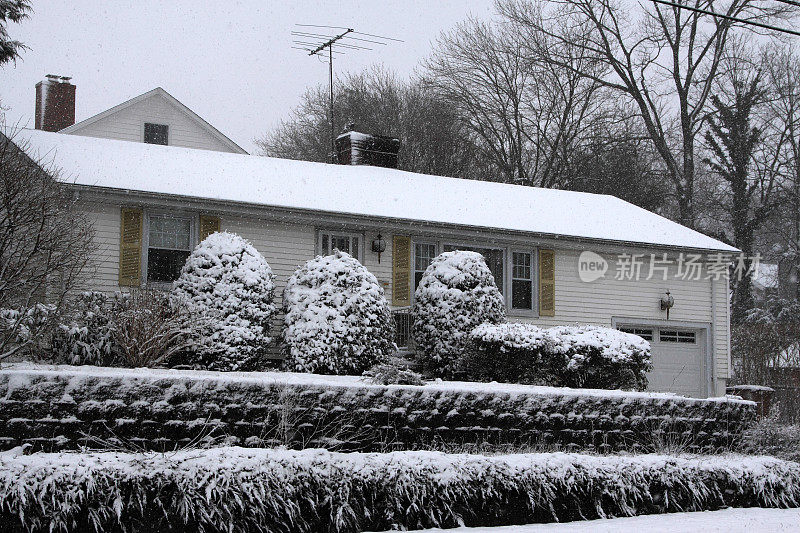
{"left": 320, "top": 232, "right": 360, "bottom": 259}
{"left": 414, "top": 242, "right": 437, "bottom": 292}
{"left": 511, "top": 251, "right": 533, "bottom": 310}
{"left": 147, "top": 216, "right": 191, "bottom": 283}
{"left": 659, "top": 330, "right": 696, "bottom": 343}
{"left": 618, "top": 327, "right": 654, "bottom": 341}
{"left": 443, "top": 245, "right": 504, "bottom": 293}
{"left": 144, "top": 123, "right": 168, "bottom": 145}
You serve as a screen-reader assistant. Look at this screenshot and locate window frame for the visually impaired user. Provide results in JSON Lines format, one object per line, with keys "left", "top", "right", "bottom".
{"left": 143, "top": 122, "right": 169, "bottom": 145}
{"left": 316, "top": 230, "right": 364, "bottom": 262}
{"left": 510, "top": 249, "right": 536, "bottom": 312}
{"left": 414, "top": 239, "right": 538, "bottom": 316}
{"left": 412, "top": 241, "right": 438, "bottom": 296}
{"left": 659, "top": 329, "right": 697, "bottom": 344}
{"left": 142, "top": 210, "right": 196, "bottom": 287}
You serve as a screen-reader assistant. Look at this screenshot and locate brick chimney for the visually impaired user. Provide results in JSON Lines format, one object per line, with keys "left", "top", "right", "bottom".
{"left": 335, "top": 128, "right": 400, "bottom": 168}
{"left": 35, "top": 75, "right": 76, "bottom": 132}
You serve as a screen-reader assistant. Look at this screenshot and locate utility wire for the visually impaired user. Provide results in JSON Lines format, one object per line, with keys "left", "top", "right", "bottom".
{"left": 650, "top": 0, "right": 800, "bottom": 37}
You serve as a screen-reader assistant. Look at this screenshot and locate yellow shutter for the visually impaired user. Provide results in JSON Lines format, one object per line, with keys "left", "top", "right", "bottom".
{"left": 538, "top": 249, "right": 555, "bottom": 317}
{"left": 199, "top": 215, "right": 221, "bottom": 241}
{"left": 119, "top": 208, "right": 143, "bottom": 287}
{"left": 392, "top": 236, "right": 411, "bottom": 306}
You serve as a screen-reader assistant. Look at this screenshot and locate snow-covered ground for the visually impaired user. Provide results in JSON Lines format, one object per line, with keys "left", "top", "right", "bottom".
{"left": 398, "top": 507, "right": 800, "bottom": 532}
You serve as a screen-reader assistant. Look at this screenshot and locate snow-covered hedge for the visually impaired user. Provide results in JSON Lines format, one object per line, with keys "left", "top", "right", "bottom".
{"left": 1, "top": 447, "right": 798, "bottom": 533}
{"left": 466, "top": 323, "right": 652, "bottom": 390}
{"left": 50, "top": 292, "right": 117, "bottom": 366}
{"left": 172, "top": 232, "right": 277, "bottom": 371}
{"left": 0, "top": 366, "right": 754, "bottom": 453}
{"left": 412, "top": 251, "right": 506, "bottom": 377}
{"left": 281, "top": 251, "right": 395, "bottom": 375}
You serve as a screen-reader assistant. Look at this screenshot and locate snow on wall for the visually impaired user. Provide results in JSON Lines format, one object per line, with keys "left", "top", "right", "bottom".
{"left": 0, "top": 364, "right": 755, "bottom": 454}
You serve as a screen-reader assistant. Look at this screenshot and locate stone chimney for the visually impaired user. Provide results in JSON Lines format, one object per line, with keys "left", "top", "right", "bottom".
{"left": 335, "top": 128, "right": 400, "bottom": 168}
{"left": 35, "top": 75, "right": 76, "bottom": 132}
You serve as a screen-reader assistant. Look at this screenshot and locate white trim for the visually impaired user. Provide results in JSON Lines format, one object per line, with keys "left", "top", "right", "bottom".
{"left": 60, "top": 87, "right": 248, "bottom": 154}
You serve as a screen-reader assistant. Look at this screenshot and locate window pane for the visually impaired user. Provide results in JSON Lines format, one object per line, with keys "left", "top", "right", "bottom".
{"left": 144, "top": 123, "right": 168, "bottom": 145}
{"left": 331, "top": 235, "right": 349, "bottom": 254}
{"left": 321, "top": 234, "right": 329, "bottom": 255}
{"left": 619, "top": 327, "right": 654, "bottom": 341}
{"left": 147, "top": 248, "right": 189, "bottom": 282}
{"left": 512, "top": 279, "right": 532, "bottom": 309}
{"left": 352, "top": 236, "right": 358, "bottom": 259}
{"left": 513, "top": 252, "right": 532, "bottom": 280}
{"left": 149, "top": 217, "right": 190, "bottom": 250}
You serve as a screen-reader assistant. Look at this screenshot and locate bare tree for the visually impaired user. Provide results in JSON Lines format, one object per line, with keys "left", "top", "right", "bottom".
{"left": 760, "top": 46, "right": 800, "bottom": 297}
{"left": 0, "top": 131, "right": 94, "bottom": 360}
{"left": 256, "top": 66, "right": 484, "bottom": 180}
{"left": 0, "top": 0, "right": 31, "bottom": 66}
{"left": 704, "top": 58, "right": 776, "bottom": 321}
{"left": 425, "top": 15, "right": 606, "bottom": 187}
{"left": 499, "top": 0, "right": 796, "bottom": 228}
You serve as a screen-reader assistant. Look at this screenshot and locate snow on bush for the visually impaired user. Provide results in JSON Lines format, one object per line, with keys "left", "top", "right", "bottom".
{"left": 1, "top": 447, "right": 798, "bottom": 533}
{"left": 50, "top": 292, "right": 117, "bottom": 366}
{"left": 466, "top": 323, "right": 652, "bottom": 390}
{"left": 412, "top": 251, "right": 506, "bottom": 377}
{"left": 172, "top": 232, "right": 277, "bottom": 371}
{"left": 281, "top": 250, "right": 395, "bottom": 374}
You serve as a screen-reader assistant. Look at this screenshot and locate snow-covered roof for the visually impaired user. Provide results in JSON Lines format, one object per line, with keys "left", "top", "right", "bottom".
{"left": 16, "top": 129, "right": 736, "bottom": 252}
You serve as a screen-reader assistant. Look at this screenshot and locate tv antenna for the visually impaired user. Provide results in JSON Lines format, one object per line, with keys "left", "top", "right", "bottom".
{"left": 292, "top": 24, "right": 403, "bottom": 162}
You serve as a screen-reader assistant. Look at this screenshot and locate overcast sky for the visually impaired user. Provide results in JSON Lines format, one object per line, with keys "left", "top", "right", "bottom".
{"left": 0, "top": 1, "right": 494, "bottom": 153}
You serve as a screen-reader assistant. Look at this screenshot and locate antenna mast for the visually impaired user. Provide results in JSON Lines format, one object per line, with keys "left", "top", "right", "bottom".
{"left": 292, "top": 25, "right": 403, "bottom": 163}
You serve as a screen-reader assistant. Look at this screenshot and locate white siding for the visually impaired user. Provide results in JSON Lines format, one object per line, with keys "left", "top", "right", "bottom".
{"left": 66, "top": 93, "right": 238, "bottom": 153}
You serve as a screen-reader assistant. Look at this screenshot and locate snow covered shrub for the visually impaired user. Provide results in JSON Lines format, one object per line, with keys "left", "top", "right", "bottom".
{"left": 50, "top": 292, "right": 117, "bottom": 366}
{"left": 0, "top": 303, "right": 56, "bottom": 360}
{"left": 172, "top": 232, "right": 277, "bottom": 371}
{"left": 2, "top": 448, "right": 799, "bottom": 533}
{"left": 412, "top": 251, "right": 506, "bottom": 377}
{"left": 363, "top": 363, "right": 425, "bottom": 386}
{"left": 464, "top": 322, "right": 556, "bottom": 385}
{"left": 548, "top": 325, "right": 652, "bottom": 390}
{"left": 109, "top": 289, "right": 199, "bottom": 368}
{"left": 465, "top": 323, "right": 652, "bottom": 390}
{"left": 282, "top": 250, "right": 395, "bottom": 374}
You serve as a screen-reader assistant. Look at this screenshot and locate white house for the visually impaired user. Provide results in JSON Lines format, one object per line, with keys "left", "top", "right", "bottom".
{"left": 11, "top": 77, "right": 738, "bottom": 398}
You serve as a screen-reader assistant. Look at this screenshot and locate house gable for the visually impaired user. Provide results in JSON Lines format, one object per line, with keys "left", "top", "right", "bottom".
{"left": 59, "top": 87, "right": 247, "bottom": 154}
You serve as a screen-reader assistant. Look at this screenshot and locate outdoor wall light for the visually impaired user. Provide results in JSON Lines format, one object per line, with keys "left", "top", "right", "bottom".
{"left": 372, "top": 234, "right": 387, "bottom": 263}
{"left": 660, "top": 290, "right": 675, "bottom": 319}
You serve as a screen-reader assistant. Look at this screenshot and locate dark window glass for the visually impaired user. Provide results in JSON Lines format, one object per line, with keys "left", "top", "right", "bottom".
{"left": 320, "top": 233, "right": 359, "bottom": 258}
{"left": 147, "top": 216, "right": 190, "bottom": 283}
{"left": 147, "top": 248, "right": 189, "bottom": 282}
{"left": 144, "top": 123, "right": 168, "bottom": 145}
{"left": 414, "top": 243, "right": 437, "bottom": 292}
{"left": 618, "top": 327, "right": 654, "bottom": 341}
{"left": 511, "top": 251, "right": 532, "bottom": 309}
{"left": 659, "top": 330, "right": 696, "bottom": 343}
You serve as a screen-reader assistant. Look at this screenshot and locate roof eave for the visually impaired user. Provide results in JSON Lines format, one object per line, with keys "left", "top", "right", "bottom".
{"left": 70, "top": 183, "right": 740, "bottom": 254}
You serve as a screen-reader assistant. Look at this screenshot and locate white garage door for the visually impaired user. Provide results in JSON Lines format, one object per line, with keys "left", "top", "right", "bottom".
{"left": 618, "top": 326, "right": 706, "bottom": 398}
